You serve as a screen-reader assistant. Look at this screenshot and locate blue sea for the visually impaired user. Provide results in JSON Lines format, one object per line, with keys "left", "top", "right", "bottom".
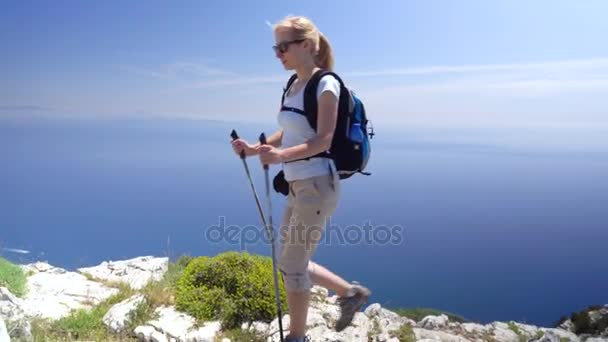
{"left": 1, "top": 117, "right": 607, "bottom": 327}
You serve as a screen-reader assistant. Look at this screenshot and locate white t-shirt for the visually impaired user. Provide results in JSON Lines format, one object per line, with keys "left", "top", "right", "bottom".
{"left": 278, "top": 74, "right": 341, "bottom": 181}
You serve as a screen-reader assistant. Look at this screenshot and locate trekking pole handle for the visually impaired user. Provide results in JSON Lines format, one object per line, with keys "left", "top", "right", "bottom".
{"left": 259, "top": 133, "right": 269, "bottom": 170}
{"left": 230, "top": 129, "right": 246, "bottom": 159}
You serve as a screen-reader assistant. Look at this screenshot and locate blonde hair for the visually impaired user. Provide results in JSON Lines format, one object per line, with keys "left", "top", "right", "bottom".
{"left": 273, "top": 16, "right": 335, "bottom": 71}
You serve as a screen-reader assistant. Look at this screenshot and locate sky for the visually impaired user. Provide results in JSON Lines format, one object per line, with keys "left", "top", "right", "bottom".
{"left": 1, "top": 0, "right": 608, "bottom": 127}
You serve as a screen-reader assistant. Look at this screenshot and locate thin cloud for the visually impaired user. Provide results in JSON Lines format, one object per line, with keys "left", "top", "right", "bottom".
{"left": 170, "top": 57, "right": 608, "bottom": 90}
{"left": 167, "top": 61, "right": 235, "bottom": 77}
{"left": 354, "top": 58, "right": 608, "bottom": 97}
{"left": 119, "top": 61, "right": 236, "bottom": 81}
{"left": 177, "top": 75, "right": 285, "bottom": 89}
{"left": 118, "top": 66, "right": 167, "bottom": 79}
{"left": 0, "top": 105, "right": 56, "bottom": 111}
{"left": 344, "top": 58, "right": 608, "bottom": 78}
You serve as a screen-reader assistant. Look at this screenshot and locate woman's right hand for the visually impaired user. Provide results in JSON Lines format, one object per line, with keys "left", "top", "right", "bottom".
{"left": 231, "top": 139, "right": 259, "bottom": 157}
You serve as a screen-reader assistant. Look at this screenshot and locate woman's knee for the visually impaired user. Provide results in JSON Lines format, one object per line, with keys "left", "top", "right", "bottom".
{"left": 278, "top": 257, "right": 312, "bottom": 292}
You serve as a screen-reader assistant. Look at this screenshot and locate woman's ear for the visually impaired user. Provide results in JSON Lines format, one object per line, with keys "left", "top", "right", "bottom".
{"left": 303, "top": 38, "right": 314, "bottom": 53}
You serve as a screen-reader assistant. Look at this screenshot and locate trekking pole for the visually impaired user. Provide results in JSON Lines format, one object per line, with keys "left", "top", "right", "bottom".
{"left": 230, "top": 129, "right": 268, "bottom": 230}
{"left": 259, "top": 132, "right": 285, "bottom": 342}
{"left": 230, "top": 129, "right": 284, "bottom": 342}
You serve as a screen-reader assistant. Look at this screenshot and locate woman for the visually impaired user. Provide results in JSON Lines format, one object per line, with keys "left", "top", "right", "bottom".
{"left": 231, "top": 15, "right": 371, "bottom": 342}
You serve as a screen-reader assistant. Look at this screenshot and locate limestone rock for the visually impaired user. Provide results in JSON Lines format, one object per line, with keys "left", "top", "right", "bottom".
{"left": 418, "top": 314, "right": 450, "bottom": 330}
{"left": 0, "top": 316, "right": 10, "bottom": 342}
{"left": 20, "top": 262, "right": 118, "bottom": 320}
{"left": 103, "top": 294, "right": 146, "bottom": 333}
{"left": 78, "top": 256, "right": 168, "bottom": 290}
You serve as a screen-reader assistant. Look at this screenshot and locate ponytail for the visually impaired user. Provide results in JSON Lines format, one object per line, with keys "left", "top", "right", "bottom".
{"left": 316, "top": 32, "right": 334, "bottom": 71}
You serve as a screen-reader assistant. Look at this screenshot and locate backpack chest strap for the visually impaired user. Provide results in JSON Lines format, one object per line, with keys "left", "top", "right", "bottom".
{"left": 280, "top": 106, "right": 306, "bottom": 116}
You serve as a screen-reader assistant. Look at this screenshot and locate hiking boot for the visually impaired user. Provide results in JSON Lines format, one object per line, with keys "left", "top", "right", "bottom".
{"left": 334, "top": 282, "right": 371, "bottom": 332}
{"left": 285, "top": 335, "right": 311, "bottom": 342}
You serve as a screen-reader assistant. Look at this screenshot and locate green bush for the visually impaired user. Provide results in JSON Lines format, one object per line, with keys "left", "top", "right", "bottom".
{"left": 0, "top": 257, "right": 27, "bottom": 297}
{"left": 175, "top": 251, "right": 287, "bottom": 329}
{"left": 566, "top": 304, "right": 608, "bottom": 336}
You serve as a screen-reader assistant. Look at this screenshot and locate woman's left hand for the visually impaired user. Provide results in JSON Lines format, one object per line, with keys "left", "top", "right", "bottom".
{"left": 258, "top": 145, "right": 284, "bottom": 165}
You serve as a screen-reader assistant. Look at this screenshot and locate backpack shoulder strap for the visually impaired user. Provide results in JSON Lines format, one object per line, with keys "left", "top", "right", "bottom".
{"left": 303, "top": 70, "right": 347, "bottom": 131}
{"left": 281, "top": 73, "right": 298, "bottom": 105}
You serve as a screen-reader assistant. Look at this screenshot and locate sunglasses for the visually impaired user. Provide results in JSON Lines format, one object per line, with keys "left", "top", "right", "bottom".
{"left": 272, "top": 38, "right": 306, "bottom": 54}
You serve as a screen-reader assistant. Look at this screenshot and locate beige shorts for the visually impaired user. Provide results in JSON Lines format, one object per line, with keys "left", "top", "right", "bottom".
{"left": 277, "top": 170, "right": 340, "bottom": 292}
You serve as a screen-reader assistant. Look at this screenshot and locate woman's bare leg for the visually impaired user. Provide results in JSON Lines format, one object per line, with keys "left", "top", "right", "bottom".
{"left": 286, "top": 290, "right": 310, "bottom": 338}
{"left": 287, "top": 263, "right": 353, "bottom": 338}
{"left": 308, "top": 261, "right": 352, "bottom": 297}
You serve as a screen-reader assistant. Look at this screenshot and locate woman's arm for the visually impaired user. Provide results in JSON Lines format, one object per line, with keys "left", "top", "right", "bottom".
{"left": 253, "top": 129, "right": 283, "bottom": 149}
{"left": 279, "top": 91, "right": 338, "bottom": 162}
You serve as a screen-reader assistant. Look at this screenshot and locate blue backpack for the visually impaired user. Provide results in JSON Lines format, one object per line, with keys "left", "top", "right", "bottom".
{"left": 281, "top": 70, "right": 374, "bottom": 180}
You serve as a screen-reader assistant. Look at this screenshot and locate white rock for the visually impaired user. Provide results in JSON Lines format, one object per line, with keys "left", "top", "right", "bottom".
{"left": 538, "top": 328, "right": 579, "bottom": 342}
{"left": 21, "top": 261, "right": 57, "bottom": 274}
{"left": 512, "top": 321, "right": 541, "bottom": 338}
{"left": 350, "top": 312, "right": 370, "bottom": 328}
{"left": 141, "top": 306, "right": 223, "bottom": 342}
{"left": 150, "top": 330, "right": 169, "bottom": 342}
{"left": 338, "top": 324, "right": 368, "bottom": 341}
{"left": 585, "top": 338, "right": 608, "bottom": 342}
{"left": 461, "top": 322, "right": 489, "bottom": 335}
{"left": 135, "top": 325, "right": 157, "bottom": 342}
{"left": 147, "top": 306, "right": 196, "bottom": 340}
{"left": 135, "top": 324, "right": 171, "bottom": 342}
{"left": 307, "top": 308, "right": 329, "bottom": 329}
{"left": 78, "top": 256, "right": 168, "bottom": 290}
{"left": 559, "top": 319, "right": 575, "bottom": 332}
{"left": 267, "top": 310, "right": 363, "bottom": 342}
{"left": 0, "top": 288, "right": 32, "bottom": 341}
{"left": 312, "top": 300, "right": 340, "bottom": 323}
{"left": 418, "top": 314, "right": 450, "bottom": 330}
{"left": 414, "top": 327, "right": 472, "bottom": 342}
{"left": 0, "top": 287, "right": 25, "bottom": 322}
{"left": 364, "top": 303, "right": 414, "bottom": 336}
{"left": 374, "top": 332, "right": 392, "bottom": 342}
{"left": 310, "top": 285, "right": 329, "bottom": 299}
{"left": 533, "top": 329, "right": 582, "bottom": 342}
{"left": 103, "top": 294, "right": 145, "bottom": 333}
{"left": 305, "top": 325, "right": 341, "bottom": 341}
{"left": 302, "top": 324, "right": 368, "bottom": 342}
{"left": 532, "top": 330, "right": 562, "bottom": 342}
{"left": 365, "top": 303, "right": 400, "bottom": 321}
{"left": 491, "top": 322, "right": 522, "bottom": 342}
{"left": 183, "top": 321, "right": 221, "bottom": 342}
{"left": 240, "top": 321, "right": 269, "bottom": 335}
{"left": 268, "top": 314, "right": 291, "bottom": 339}
{"left": 0, "top": 317, "right": 9, "bottom": 342}
{"left": 19, "top": 262, "right": 118, "bottom": 320}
